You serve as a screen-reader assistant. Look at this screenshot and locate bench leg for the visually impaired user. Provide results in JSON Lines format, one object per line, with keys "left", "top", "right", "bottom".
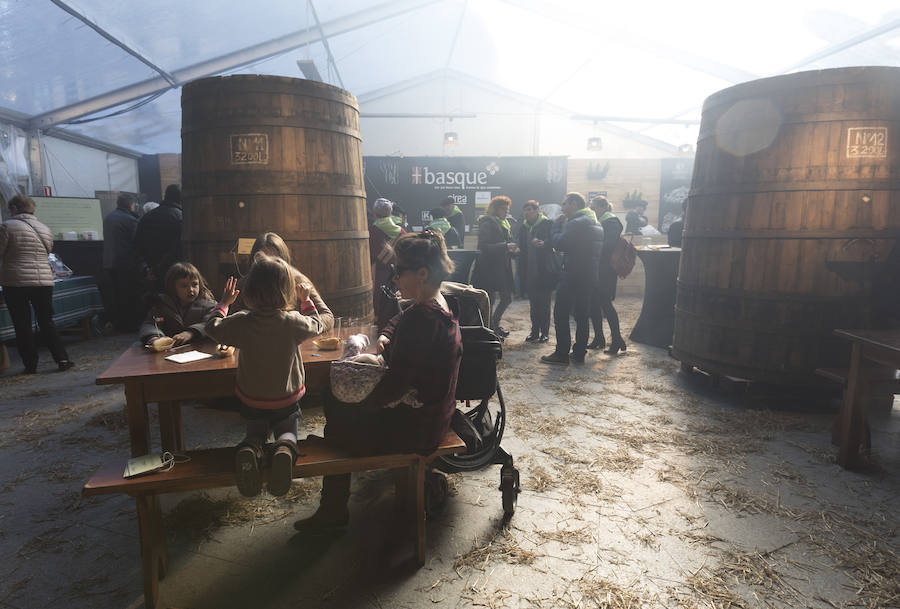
{"left": 136, "top": 494, "right": 167, "bottom": 609}
{"left": 158, "top": 401, "right": 184, "bottom": 453}
{"left": 413, "top": 459, "right": 426, "bottom": 566}
{"left": 838, "top": 344, "right": 870, "bottom": 468}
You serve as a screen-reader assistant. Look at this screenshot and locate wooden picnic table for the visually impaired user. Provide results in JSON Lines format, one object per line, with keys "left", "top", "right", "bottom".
{"left": 90, "top": 338, "right": 463, "bottom": 609}
{"left": 96, "top": 339, "right": 346, "bottom": 457}
{"left": 833, "top": 329, "right": 900, "bottom": 468}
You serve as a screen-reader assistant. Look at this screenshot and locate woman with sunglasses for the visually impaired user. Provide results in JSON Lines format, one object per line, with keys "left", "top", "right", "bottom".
{"left": 294, "top": 230, "right": 462, "bottom": 531}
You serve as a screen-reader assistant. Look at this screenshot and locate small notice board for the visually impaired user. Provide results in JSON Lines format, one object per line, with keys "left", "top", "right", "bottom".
{"left": 32, "top": 197, "right": 104, "bottom": 240}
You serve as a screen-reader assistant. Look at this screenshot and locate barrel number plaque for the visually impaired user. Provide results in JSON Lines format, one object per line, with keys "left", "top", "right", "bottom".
{"left": 231, "top": 133, "right": 269, "bottom": 165}
{"left": 846, "top": 127, "right": 887, "bottom": 158}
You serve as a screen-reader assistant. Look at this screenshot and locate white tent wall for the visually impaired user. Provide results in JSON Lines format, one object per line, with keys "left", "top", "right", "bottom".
{"left": 41, "top": 136, "right": 138, "bottom": 199}
{"left": 358, "top": 75, "right": 677, "bottom": 159}
{"left": 0, "top": 125, "right": 30, "bottom": 202}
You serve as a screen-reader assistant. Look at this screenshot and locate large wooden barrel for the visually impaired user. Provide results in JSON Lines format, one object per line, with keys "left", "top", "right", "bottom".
{"left": 673, "top": 67, "right": 900, "bottom": 385}
{"left": 181, "top": 75, "right": 371, "bottom": 319}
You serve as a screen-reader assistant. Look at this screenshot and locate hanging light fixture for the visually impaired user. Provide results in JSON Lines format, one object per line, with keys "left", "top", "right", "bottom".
{"left": 444, "top": 131, "right": 459, "bottom": 146}
{"left": 678, "top": 143, "right": 694, "bottom": 154}
{"left": 586, "top": 136, "right": 602, "bottom": 151}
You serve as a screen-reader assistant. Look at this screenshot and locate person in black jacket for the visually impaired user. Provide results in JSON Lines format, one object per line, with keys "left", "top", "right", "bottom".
{"left": 427, "top": 207, "right": 462, "bottom": 248}
{"left": 518, "top": 200, "right": 556, "bottom": 343}
{"left": 472, "top": 196, "right": 519, "bottom": 336}
{"left": 135, "top": 184, "right": 183, "bottom": 295}
{"left": 102, "top": 193, "right": 141, "bottom": 332}
{"left": 588, "top": 196, "right": 626, "bottom": 354}
{"left": 541, "top": 192, "right": 604, "bottom": 365}
{"left": 625, "top": 200, "right": 649, "bottom": 234}
{"left": 441, "top": 196, "right": 466, "bottom": 244}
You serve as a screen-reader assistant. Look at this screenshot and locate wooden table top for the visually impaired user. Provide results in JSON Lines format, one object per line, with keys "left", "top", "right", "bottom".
{"left": 96, "top": 339, "right": 347, "bottom": 385}
{"left": 834, "top": 329, "right": 900, "bottom": 354}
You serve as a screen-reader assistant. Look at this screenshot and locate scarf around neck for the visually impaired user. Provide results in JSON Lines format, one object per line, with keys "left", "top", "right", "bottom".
{"left": 597, "top": 211, "right": 616, "bottom": 223}
{"left": 573, "top": 207, "right": 598, "bottom": 223}
{"left": 374, "top": 216, "right": 402, "bottom": 239}
{"left": 487, "top": 214, "right": 511, "bottom": 237}
{"left": 525, "top": 213, "right": 549, "bottom": 234}
{"left": 447, "top": 204, "right": 463, "bottom": 218}
{"left": 428, "top": 217, "right": 451, "bottom": 234}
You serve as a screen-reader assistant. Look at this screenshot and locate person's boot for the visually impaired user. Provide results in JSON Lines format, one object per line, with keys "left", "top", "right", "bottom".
{"left": 540, "top": 351, "right": 569, "bottom": 365}
{"left": 294, "top": 474, "right": 350, "bottom": 531}
{"left": 234, "top": 441, "right": 264, "bottom": 497}
{"left": 604, "top": 337, "right": 627, "bottom": 355}
{"left": 525, "top": 332, "right": 539, "bottom": 343}
{"left": 268, "top": 439, "right": 298, "bottom": 497}
{"left": 586, "top": 336, "right": 606, "bottom": 350}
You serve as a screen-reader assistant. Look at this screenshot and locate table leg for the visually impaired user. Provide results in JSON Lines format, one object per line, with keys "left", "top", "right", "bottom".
{"left": 136, "top": 493, "right": 166, "bottom": 609}
{"left": 125, "top": 383, "right": 150, "bottom": 457}
{"left": 158, "top": 401, "right": 184, "bottom": 453}
{"left": 80, "top": 317, "right": 91, "bottom": 340}
{"left": 838, "top": 343, "right": 869, "bottom": 467}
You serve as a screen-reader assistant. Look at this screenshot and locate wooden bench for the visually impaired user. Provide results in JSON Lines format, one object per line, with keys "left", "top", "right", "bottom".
{"left": 83, "top": 430, "right": 465, "bottom": 609}
{"left": 815, "top": 366, "right": 900, "bottom": 446}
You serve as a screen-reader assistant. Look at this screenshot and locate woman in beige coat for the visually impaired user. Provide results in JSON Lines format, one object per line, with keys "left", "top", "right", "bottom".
{"left": 0, "top": 195, "right": 73, "bottom": 373}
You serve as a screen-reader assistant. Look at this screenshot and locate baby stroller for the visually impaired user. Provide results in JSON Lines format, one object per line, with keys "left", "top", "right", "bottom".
{"left": 382, "top": 282, "right": 520, "bottom": 518}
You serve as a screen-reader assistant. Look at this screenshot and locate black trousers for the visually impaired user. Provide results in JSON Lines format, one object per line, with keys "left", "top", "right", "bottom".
{"left": 528, "top": 287, "right": 553, "bottom": 337}
{"left": 553, "top": 279, "right": 592, "bottom": 357}
{"left": 589, "top": 286, "right": 622, "bottom": 342}
{"left": 108, "top": 268, "right": 142, "bottom": 332}
{"left": 3, "top": 285, "right": 69, "bottom": 371}
{"left": 488, "top": 288, "right": 512, "bottom": 330}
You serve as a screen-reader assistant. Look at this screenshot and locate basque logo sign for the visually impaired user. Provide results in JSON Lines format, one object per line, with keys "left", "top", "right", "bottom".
{"left": 411, "top": 162, "right": 498, "bottom": 187}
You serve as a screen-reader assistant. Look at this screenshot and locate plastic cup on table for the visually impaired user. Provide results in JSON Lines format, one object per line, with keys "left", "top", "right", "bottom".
{"left": 366, "top": 324, "right": 379, "bottom": 348}
{"left": 332, "top": 317, "right": 342, "bottom": 339}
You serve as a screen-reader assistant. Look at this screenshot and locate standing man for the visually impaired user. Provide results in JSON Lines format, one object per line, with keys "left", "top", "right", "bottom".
{"left": 441, "top": 196, "right": 466, "bottom": 245}
{"left": 518, "top": 200, "right": 555, "bottom": 343}
{"left": 625, "top": 200, "right": 649, "bottom": 234}
{"left": 427, "top": 207, "right": 461, "bottom": 248}
{"left": 102, "top": 193, "right": 141, "bottom": 332}
{"left": 135, "top": 184, "right": 183, "bottom": 295}
{"left": 541, "top": 192, "right": 604, "bottom": 365}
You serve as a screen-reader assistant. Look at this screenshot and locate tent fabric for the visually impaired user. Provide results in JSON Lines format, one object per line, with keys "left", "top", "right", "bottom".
{"left": 1, "top": 1, "right": 899, "bottom": 154}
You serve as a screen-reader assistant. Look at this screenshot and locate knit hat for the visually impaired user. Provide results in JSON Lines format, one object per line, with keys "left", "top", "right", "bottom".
{"left": 373, "top": 198, "right": 393, "bottom": 218}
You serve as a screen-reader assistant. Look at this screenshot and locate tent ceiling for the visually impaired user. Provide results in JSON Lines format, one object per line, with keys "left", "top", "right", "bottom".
{"left": 2, "top": 0, "right": 899, "bottom": 154}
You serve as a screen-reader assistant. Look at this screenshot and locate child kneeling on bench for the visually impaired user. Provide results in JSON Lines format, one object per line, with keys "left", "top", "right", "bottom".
{"left": 206, "top": 254, "right": 323, "bottom": 497}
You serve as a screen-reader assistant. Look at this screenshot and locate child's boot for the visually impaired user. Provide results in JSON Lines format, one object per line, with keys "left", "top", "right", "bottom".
{"left": 234, "top": 441, "right": 263, "bottom": 497}
{"left": 268, "top": 438, "right": 298, "bottom": 496}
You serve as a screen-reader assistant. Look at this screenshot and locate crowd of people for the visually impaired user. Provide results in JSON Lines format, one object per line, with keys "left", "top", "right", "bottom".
{"left": 365, "top": 191, "right": 633, "bottom": 367}
{"left": 0, "top": 184, "right": 645, "bottom": 511}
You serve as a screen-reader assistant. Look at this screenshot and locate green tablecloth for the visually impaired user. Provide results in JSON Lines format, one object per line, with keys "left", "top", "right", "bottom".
{"left": 0, "top": 276, "right": 104, "bottom": 342}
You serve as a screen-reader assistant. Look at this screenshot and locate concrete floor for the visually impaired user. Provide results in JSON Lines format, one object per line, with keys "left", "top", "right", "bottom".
{"left": 0, "top": 296, "right": 898, "bottom": 609}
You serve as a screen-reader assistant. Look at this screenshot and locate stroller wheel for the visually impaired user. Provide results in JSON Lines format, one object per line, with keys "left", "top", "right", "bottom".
{"left": 499, "top": 463, "right": 519, "bottom": 518}
{"left": 424, "top": 470, "right": 450, "bottom": 515}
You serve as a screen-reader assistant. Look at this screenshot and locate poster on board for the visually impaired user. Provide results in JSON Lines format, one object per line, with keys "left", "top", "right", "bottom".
{"left": 32, "top": 197, "right": 104, "bottom": 240}
{"left": 363, "top": 156, "right": 568, "bottom": 233}
{"left": 658, "top": 159, "right": 693, "bottom": 234}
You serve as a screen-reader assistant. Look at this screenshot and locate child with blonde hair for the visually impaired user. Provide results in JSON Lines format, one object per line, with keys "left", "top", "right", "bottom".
{"left": 206, "top": 254, "right": 323, "bottom": 497}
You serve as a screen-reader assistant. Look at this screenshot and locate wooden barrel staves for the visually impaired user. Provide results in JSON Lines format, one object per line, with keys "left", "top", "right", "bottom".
{"left": 673, "top": 67, "right": 900, "bottom": 386}
{"left": 181, "top": 75, "right": 371, "bottom": 319}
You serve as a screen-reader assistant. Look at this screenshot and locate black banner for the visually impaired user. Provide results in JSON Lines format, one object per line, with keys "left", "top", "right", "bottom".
{"left": 658, "top": 158, "right": 693, "bottom": 234}
{"left": 363, "top": 156, "right": 568, "bottom": 233}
